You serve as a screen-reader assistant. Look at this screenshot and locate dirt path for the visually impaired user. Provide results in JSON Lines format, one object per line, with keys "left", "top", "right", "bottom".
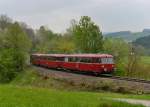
{"left": 114, "top": 98, "right": 150, "bottom": 107}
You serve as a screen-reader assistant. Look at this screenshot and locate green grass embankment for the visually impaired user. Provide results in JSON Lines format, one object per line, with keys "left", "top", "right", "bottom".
{"left": 0, "top": 85, "right": 146, "bottom": 107}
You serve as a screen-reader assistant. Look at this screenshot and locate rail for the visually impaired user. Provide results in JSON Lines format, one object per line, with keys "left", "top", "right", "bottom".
{"left": 100, "top": 74, "right": 150, "bottom": 84}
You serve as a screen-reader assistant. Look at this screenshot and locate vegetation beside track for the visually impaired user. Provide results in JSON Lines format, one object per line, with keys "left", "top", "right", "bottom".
{"left": 141, "top": 56, "right": 150, "bottom": 65}
{"left": 11, "top": 67, "right": 150, "bottom": 94}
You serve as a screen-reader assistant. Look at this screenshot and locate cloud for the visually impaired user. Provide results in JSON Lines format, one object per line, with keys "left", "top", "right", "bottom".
{"left": 0, "top": 0, "right": 150, "bottom": 32}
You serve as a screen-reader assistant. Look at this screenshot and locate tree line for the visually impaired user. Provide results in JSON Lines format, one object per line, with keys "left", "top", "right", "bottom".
{"left": 0, "top": 15, "right": 144, "bottom": 83}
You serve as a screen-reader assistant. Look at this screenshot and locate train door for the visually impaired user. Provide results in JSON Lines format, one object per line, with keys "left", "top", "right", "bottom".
{"left": 65, "top": 57, "right": 68, "bottom": 62}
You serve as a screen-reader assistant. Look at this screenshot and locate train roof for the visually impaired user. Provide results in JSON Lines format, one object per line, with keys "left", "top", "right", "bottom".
{"left": 32, "top": 54, "right": 113, "bottom": 58}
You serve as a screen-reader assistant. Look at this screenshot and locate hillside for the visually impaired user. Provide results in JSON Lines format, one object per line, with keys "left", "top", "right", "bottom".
{"left": 103, "top": 29, "right": 150, "bottom": 42}
{"left": 133, "top": 35, "right": 150, "bottom": 54}
{"left": 133, "top": 35, "right": 150, "bottom": 49}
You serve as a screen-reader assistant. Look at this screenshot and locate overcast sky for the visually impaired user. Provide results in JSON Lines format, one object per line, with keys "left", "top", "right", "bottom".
{"left": 0, "top": 0, "right": 150, "bottom": 33}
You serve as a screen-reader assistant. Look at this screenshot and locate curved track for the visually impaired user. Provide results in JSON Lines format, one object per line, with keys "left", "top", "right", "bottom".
{"left": 34, "top": 65, "right": 150, "bottom": 84}
{"left": 33, "top": 65, "right": 150, "bottom": 93}
{"left": 101, "top": 75, "right": 150, "bottom": 84}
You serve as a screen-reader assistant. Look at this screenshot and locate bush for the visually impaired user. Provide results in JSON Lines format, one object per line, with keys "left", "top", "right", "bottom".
{"left": 0, "top": 23, "right": 31, "bottom": 83}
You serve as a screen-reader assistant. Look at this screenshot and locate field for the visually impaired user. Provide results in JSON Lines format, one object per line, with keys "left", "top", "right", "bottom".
{"left": 141, "top": 56, "right": 150, "bottom": 65}
{"left": 4, "top": 67, "right": 149, "bottom": 107}
{"left": 2, "top": 62, "right": 150, "bottom": 107}
{"left": 0, "top": 85, "right": 147, "bottom": 107}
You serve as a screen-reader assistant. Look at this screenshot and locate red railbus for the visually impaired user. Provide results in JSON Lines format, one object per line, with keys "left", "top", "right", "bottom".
{"left": 30, "top": 54, "right": 115, "bottom": 74}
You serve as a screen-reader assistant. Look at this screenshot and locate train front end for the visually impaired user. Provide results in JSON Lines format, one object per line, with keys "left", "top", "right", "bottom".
{"left": 100, "top": 55, "right": 115, "bottom": 74}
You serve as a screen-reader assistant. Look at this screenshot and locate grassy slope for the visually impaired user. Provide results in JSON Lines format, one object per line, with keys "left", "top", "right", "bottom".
{"left": 11, "top": 67, "right": 150, "bottom": 100}
{"left": 3, "top": 66, "right": 149, "bottom": 107}
{"left": 141, "top": 56, "right": 150, "bottom": 65}
{"left": 0, "top": 85, "right": 145, "bottom": 107}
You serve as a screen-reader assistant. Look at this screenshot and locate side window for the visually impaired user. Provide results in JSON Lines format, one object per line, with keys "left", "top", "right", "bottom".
{"left": 80, "top": 58, "right": 92, "bottom": 63}
{"left": 68, "top": 57, "right": 76, "bottom": 62}
{"left": 108, "top": 58, "right": 114, "bottom": 64}
{"left": 39, "top": 56, "right": 43, "bottom": 60}
{"left": 64, "top": 57, "right": 68, "bottom": 62}
{"left": 47, "top": 57, "right": 64, "bottom": 61}
{"left": 47, "top": 57, "right": 55, "bottom": 61}
{"left": 101, "top": 58, "right": 114, "bottom": 64}
{"left": 101, "top": 58, "right": 107, "bottom": 64}
{"left": 56, "top": 57, "right": 64, "bottom": 61}
{"left": 92, "top": 58, "right": 101, "bottom": 63}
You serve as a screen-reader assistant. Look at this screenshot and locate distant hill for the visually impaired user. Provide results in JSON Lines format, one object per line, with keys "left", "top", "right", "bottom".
{"left": 133, "top": 35, "right": 150, "bottom": 54}
{"left": 103, "top": 29, "right": 150, "bottom": 42}
{"left": 133, "top": 35, "right": 150, "bottom": 49}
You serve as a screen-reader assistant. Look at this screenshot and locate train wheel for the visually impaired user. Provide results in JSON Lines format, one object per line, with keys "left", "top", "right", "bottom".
{"left": 93, "top": 72, "right": 100, "bottom": 76}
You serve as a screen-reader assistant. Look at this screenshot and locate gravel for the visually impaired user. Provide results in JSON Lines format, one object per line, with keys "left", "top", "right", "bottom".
{"left": 33, "top": 66, "right": 150, "bottom": 93}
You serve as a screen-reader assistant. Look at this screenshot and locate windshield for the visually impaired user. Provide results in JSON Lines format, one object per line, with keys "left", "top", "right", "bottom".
{"left": 101, "top": 58, "right": 114, "bottom": 64}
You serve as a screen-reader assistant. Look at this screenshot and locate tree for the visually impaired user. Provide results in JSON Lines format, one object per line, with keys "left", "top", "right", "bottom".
{"left": 126, "top": 45, "right": 143, "bottom": 76}
{"left": 72, "top": 16, "right": 103, "bottom": 53}
{"left": 35, "top": 26, "right": 56, "bottom": 53}
{"left": 103, "top": 38, "right": 130, "bottom": 75}
{"left": 53, "top": 35, "right": 75, "bottom": 53}
{"left": 0, "top": 22, "right": 31, "bottom": 82}
{"left": 103, "top": 38, "right": 129, "bottom": 62}
{"left": 0, "top": 15, "right": 12, "bottom": 30}
{"left": 19, "top": 22, "right": 36, "bottom": 52}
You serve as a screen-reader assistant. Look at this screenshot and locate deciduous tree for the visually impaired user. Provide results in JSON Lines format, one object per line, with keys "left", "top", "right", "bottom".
{"left": 72, "top": 16, "right": 103, "bottom": 53}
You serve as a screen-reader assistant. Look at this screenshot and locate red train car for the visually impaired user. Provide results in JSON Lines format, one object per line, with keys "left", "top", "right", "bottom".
{"left": 30, "top": 54, "right": 115, "bottom": 74}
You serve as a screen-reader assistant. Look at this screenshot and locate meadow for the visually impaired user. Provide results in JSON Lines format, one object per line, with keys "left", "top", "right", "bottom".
{"left": 0, "top": 85, "right": 147, "bottom": 107}
{"left": 141, "top": 56, "right": 150, "bottom": 65}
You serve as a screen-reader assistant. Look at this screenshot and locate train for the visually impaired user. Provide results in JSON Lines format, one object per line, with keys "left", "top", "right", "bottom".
{"left": 30, "top": 54, "right": 115, "bottom": 75}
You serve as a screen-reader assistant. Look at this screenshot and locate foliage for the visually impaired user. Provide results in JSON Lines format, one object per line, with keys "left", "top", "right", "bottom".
{"left": 51, "top": 35, "right": 76, "bottom": 53}
{"left": 0, "top": 14, "right": 150, "bottom": 83}
{"left": 103, "top": 38, "right": 130, "bottom": 76}
{"left": 103, "top": 38, "right": 147, "bottom": 77}
{"left": 72, "top": 16, "right": 103, "bottom": 53}
{"left": 0, "top": 14, "right": 12, "bottom": 30}
{"left": 35, "top": 26, "right": 76, "bottom": 53}
{"left": 0, "top": 22, "right": 31, "bottom": 83}
{"left": 35, "top": 26, "right": 56, "bottom": 53}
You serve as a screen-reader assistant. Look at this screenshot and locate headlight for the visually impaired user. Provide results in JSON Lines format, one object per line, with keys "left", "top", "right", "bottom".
{"left": 104, "top": 68, "right": 107, "bottom": 71}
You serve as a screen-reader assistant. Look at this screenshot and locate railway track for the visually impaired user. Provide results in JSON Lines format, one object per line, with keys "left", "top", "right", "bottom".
{"left": 100, "top": 74, "right": 150, "bottom": 84}
{"left": 34, "top": 65, "right": 150, "bottom": 84}
{"left": 33, "top": 66, "right": 150, "bottom": 93}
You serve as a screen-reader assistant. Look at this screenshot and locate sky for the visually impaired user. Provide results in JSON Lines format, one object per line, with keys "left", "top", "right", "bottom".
{"left": 0, "top": 0, "right": 150, "bottom": 33}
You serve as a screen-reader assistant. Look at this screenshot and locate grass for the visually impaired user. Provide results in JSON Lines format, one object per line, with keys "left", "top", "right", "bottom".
{"left": 10, "top": 67, "right": 150, "bottom": 99}
{"left": 141, "top": 56, "right": 150, "bottom": 65}
{"left": 5, "top": 66, "right": 150, "bottom": 107}
{"left": 0, "top": 85, "right": 146, "bottom": 107}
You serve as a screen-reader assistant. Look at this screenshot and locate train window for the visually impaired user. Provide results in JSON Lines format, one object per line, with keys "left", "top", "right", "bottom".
{"left": 76, "top": 58, "right": 81, "bottom": 62}
{"left": 56, "top": 57, "right": 64, "bottom": 61}
{"left": 92, "top": 58, "right": 101, "bottom": 63}
{"left": 80, "top": 58, "right": 92, "bottom": 63}
{"left": 39, "top": 56, "right": 45, "bottom": 60}
{"left": 44, "top": 57, "right": 48, "bottom": 60}
{"left": 64, "top": 57, "right": 68, "bottom": 62}
{"left": 101, "top": 58, "right": 106, "bottom": 64}
{"left": 47, "top": 57, "right": 54, "bottom": 61}
{"left": 68, "top": 57, "right": 76, "bottom": 62}
{"left": 101, "top": 58, "right": 114, "bottom": 64}
{"left": 47, "top": 57, "right": 64, "bottom": 61}
{"left": 38, "top": 56, "right": 42, "bottom": 60}
{"left": 107, "top": 58, "right": 114, "bottom": 64}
